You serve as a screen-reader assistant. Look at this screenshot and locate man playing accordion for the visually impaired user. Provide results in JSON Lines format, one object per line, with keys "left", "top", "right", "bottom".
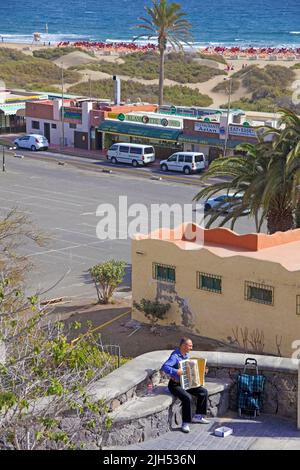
{"left": 161, "top": 337, "right": 209, "bottom": 433}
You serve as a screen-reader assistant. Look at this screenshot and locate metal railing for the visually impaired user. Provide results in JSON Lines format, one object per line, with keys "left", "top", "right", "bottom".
{"left": 101, "top": 344, "right": 121, "bottom": 369}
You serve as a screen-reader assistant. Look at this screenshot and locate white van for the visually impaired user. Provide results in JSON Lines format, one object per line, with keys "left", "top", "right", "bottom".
{"left": 160, "top": 152, "right": 207, "bottom": 174}
{"left": 107, "top": 143, "right": 155, "bottom": 167}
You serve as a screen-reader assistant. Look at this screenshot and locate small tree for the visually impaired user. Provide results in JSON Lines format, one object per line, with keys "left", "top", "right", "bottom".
{"left": 89, "top": 260, "right": 126, "bottom": 304}
{"left": 0, "top": 210, "right": 117, "bottom": 449}
{"left": 133, "top": 298, "right": 171, "bottom": 332}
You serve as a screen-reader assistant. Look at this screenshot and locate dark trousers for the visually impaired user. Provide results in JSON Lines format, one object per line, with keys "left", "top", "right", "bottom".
{"left": 168, "top": 380, "right": 208, "bottom": 423}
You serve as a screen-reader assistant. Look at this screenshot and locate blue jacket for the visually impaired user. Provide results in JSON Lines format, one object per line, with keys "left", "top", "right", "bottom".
{"left": 161, "top": 348, "right": 188, "bottom": 380}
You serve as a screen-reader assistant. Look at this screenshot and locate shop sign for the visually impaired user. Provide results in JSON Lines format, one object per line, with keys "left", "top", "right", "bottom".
{"left": 126, "top": 114, "right": 181, "bottom": 127}
{"left": 229, "top": 125, "right": 257, "bottom": 137}
{"left": 194, "top": 122, "right": 220, "bottom": 134}
{"left": 107, "top": 112, "right": 119, "bottom": 119}
{"left": 109, "top": 112, "right": 181, "bottom": 128}
{"left": 64, "top": 108, "right": 82, "bottom": 121}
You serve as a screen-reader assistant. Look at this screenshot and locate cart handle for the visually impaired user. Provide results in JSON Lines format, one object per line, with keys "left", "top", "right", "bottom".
{"left": 243, "top": 357, "right": 258, "bottom": 374}
{"left": 245, "top": 358, "right": 258, "bottom": 366}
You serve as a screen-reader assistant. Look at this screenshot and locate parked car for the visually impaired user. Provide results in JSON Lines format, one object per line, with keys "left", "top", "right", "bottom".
{"left": 107, "top": 143, "right": 155, "bottom": 166}
{"left": 14, "top": 134, "right": 49, "bottom": 151}
{"left": 204, "top": 192, "right": 249, "bottom": 214}
{"left": 160, "top": 152, "right": 207, "bottom": 175}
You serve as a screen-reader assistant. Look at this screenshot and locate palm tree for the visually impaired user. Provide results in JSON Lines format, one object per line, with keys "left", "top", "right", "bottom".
{"left": 135, "top": 0, "right": 193, "bottom": 105}
{"left": 266, "top": 108, "right": 300, "bottom": 226}
{"left": 194, "top": 109, "right": 300, "bottom": 234}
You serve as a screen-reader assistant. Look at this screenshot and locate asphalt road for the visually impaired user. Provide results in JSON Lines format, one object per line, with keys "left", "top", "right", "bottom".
{"left": 0, "top": 151, "right": 266, "bottom": 300}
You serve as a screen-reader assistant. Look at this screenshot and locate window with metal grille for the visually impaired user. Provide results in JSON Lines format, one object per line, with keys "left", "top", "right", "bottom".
{"left": 198, "top": 272, "right": 222, "bottom": 293}
{"left": 32, "top": 120, "right": 40, "bottom": 129}
{"left": 296, "top": 295, "right": 300, "bottom": 315}
{"left": 153, "top": 263, "right": 176, "bottom": 283}
{"left": 245, "top": 281, "right": 273, "bottom": 305}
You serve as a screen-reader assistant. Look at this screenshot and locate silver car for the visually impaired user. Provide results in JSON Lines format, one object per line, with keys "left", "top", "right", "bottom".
{"left": 204, "top": 192, "right": 249, "bottom": 214}
{"left": 14, "top": 134, "right": 49, "bottom": 151}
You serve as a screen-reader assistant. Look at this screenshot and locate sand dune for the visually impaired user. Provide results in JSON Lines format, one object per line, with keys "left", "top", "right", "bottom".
{"left": 1, "top": 42, "right": 299, "bottom": 107}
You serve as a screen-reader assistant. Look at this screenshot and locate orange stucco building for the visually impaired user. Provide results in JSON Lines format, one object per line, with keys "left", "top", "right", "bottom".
{"left": 132, "top": 224, "right": 300, "bottom": 357}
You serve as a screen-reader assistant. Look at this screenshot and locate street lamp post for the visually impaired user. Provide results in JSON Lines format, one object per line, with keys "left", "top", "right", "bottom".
{"left": 223, "top": 68, "right": 253, "bottom": 157}
{"left": 2, "top": 145, "right": 17, "bottom": 172}
{"left": 223, "top": 78, "right": 233, "bottom": 158}
{"left": 2, "top": 145, "right": 5, "bottom": 172}
{"left": 87, "top": 74, "right": 92, "bottom": 101}
{"left": 61, "top": 62, "right": 65, "bottom": 149}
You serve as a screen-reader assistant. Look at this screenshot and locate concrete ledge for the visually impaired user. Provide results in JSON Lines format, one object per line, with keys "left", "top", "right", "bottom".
{"left": 102, "top": 377, "right": 231, "bottom": 447}
{"left": 87, "top": 350, "right": 297, "bottom": 406}
{"left": 109, "top": 378, "right": 231, "bottom": 424}
{"left": 110, "top": 386, "right": 172, "bottom": 423}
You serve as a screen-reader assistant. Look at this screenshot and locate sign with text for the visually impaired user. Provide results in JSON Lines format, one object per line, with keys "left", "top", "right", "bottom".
{"left": 126, "top": 114, "right": 181, "bottom": 128}
{"left": 229, "top": 125, "right": 257, "bottom": 138}
{"left": 64, "top": 108, "right": 82, "bottom": 121}
{"left": 194, "top": 122, "right": 220, "bottom": 134}
{"left": 107, "top": 112, "right": 182, "bottom": 128}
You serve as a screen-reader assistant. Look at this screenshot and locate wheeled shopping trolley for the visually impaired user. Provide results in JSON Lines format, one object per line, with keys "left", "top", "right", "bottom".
{"left": 237, "top": 358, "right": 265, "bottom": 418}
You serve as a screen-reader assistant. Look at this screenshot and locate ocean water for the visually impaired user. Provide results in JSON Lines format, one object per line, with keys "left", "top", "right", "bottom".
{"left": 0, "top": 0, "right": 299, "bottom": 47}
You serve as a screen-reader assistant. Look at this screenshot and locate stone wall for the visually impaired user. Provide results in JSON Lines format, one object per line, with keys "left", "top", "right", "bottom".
{"left": 208, "top": 366, "right": 297, "bottom": 419}
{"left": 5, "top": 350, "right": 297, "bottom": 449}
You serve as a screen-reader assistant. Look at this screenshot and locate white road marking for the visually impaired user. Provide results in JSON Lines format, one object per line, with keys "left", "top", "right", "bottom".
{"left": 80, "top": 222, "right": 97, "bottom": 228}
{"left": 26, "top": 239, "right": 105, "bottom": 257}
{"left": 58, "top": 283, "right": 86, "bottom": 290}
{"left": 54, "top": 227, "right": 98, "bottom": 239}
{"left": 0, "top": 187, "right": 82, "bottom": 207}
{"left": 14, "top": 185, "right": 101, "bottom": 204}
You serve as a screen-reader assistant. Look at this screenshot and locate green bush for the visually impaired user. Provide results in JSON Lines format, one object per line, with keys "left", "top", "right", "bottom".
{"left": 212, "top": 78, "right": 240, "bottom": 93}
{"left": 33, "top": 47, "right": 95, "bottom": 60}
{"left": 68, "top": 79, "right": 212, "bottom": 106}
{"left": 0, "top": 47, "right": 80, "bottom": 90}
{"left": 227, "top": 64, "right": 296, "bottom": 112}
{"left": 197, "top": 52, "right": 227, "bottom": 65}
{"left": 89, "top": 260, "right": 126, "bottom": 304}
{"left": 133, "top": 299, "right": 171, "bottom": 330}
{"left": 223, "top": 97, "right": 276, "bottom": 112}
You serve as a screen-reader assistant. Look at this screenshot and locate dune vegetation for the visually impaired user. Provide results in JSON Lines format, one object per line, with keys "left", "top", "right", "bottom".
{"left": 33, "top": 47, "right": 95, "bottom": 60}
{"left": 220, "top": 64, "right": 299, "bottom": 112}
{"left": 70, "top": 51, "right": 226, "bottom": 84}
{"left": 0, "top": 48, "right": 80, "bottom": 90}
{"left": 68, "top": 78, "right": 213, "bottom": 106}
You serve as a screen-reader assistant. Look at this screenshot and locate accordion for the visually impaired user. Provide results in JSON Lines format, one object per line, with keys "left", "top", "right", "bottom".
{"left": 179, "top": 358, "right": 207, "bottom": 390}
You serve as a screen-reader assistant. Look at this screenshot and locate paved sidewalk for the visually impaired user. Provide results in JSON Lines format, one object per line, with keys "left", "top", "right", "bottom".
{"left": 114, "top": 412, "right": 300, "bottom": 450}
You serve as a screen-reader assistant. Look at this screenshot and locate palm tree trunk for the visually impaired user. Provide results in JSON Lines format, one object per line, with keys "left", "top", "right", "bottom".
{"left": 295, "top": 201, "right": 300, "bottom": 228}
{"left": 266, "top": 207, "right": 294, "bottom": 234}
{"left": 158, "top": 47, "right": 165, "bottom": 106}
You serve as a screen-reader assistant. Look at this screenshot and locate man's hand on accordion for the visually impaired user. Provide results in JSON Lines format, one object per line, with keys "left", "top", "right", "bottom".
{"left": 177, "top": 368, "right": 184, "bottom": 376}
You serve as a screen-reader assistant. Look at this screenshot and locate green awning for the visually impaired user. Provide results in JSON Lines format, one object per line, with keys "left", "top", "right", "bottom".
{"left": 0, "top": 103, "right": 25, "bottom": 116}
{"left": 99, "top": 120, "right": 182, "bottom": 142}
{"left": 178, "top": 134, "right": 256, "bottom": 148}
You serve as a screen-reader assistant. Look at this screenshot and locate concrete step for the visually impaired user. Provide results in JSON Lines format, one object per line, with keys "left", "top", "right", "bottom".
{"left": 102, "top": 378, "right": 231, "bottom": 448}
